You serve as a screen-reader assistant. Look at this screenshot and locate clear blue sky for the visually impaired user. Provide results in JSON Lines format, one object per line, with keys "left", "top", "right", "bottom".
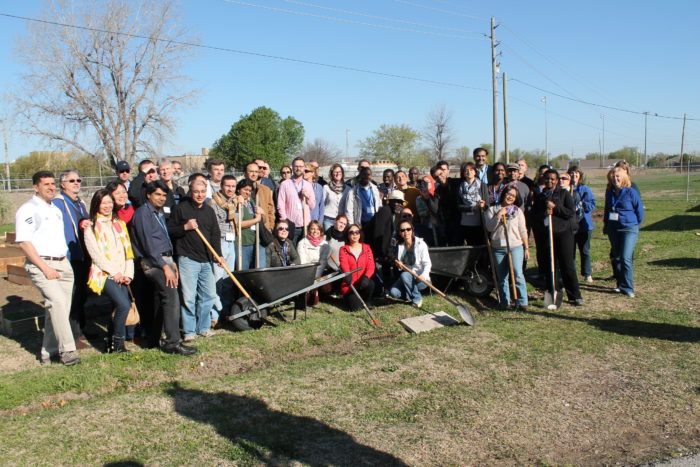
{"left": 0, "top": 0, "right": 698, "bottom": 163}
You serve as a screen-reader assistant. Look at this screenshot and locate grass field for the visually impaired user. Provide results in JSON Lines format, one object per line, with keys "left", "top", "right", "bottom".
{"left": 0, "top": 171, "right": 698, "bottom": 465}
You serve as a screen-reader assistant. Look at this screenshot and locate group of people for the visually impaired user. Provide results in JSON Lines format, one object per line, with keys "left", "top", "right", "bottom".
{"left": 15, "top": 148, "right": 643, "bottom": 366}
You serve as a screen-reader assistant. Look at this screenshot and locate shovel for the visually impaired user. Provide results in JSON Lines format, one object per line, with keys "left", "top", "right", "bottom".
{"left": 395, "top": 260, "right": 475, "bottom": 326}
{"left": 543, "top": 214, "right": 562, "bottom": 310}
{"left": 480, "top": 208, "right": 501, "bottom": 304}
{"left": 501, "top": 216, "right": 518, "bottom": 305}
{"left": 330, "top": 255, "right": 379, "bottom": 327}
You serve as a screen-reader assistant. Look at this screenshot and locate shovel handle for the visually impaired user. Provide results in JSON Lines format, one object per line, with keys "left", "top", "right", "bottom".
{"left": 395, "top": 259, "right": 446, "bottom": 299}
{"left": 330, "top": 254, "right": 379, "bottom": 327}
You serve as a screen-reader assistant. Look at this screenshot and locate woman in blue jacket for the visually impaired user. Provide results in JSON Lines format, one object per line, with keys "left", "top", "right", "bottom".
{"left": 603, "top": 167, "right": 644, "bottom": 297}
{"left": 568, "top": 166, "right": 596, "bottom": 283}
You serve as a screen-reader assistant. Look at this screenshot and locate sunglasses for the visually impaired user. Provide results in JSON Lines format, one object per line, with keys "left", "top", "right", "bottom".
{"left": 560, "top": 177, "right": 570, "bottom": 181}
{"left": 399, "top": 227, "right": 413, "bottom": 233}
{"left": 118, "top": 170, "right": 130, "bottom": 174}
{"left": 67, "top": 178, "right": 82, "bottom": 183}
{"left": 277, "top": 227, "right": 289, "bottom": 231}
{"left": 304, "top": 169, "right": 313, "bottom": 173}
{"left": 281, "top": 170, "right": 291, "bottom": 174}
{"left": 348, "top": 230, "right": 361, "bottom": 235}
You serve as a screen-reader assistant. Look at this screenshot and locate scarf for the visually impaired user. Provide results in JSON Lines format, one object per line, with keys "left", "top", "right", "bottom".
{"left": 420, "top": 176, "right": 436, "bottom": 199}
{"left": 87, "top": 214, "right": 134, "bottom": 294}
{"left": 326, "top": 226, "right": 344, "bottom": 242}
{"left": 211, "top": 190, "right": 238, "bottom": 221}
{"left": 306, "top": 234, "right": 324, "bottom": 247}
{"left": 459, "top": 178, "right": 482, "bottom": 208}
{"left": 495, "top": 203, "right": 520, "bottom": 221}
{"left": 273, "top": 239, "right": 292, "bottom": 266}
{"left": 401, "top": 242, "right": 416, "bottom": 266}
{"left": 328, "top": 179, "right": 345, "bottom": 195}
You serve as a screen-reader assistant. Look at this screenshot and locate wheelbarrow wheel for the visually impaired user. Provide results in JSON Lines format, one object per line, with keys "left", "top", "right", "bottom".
{"left": 230, "top": 297, "right": 264, "bottom": 332}
{"left": 466, "top": 270, "right": 493, "bottom": 298}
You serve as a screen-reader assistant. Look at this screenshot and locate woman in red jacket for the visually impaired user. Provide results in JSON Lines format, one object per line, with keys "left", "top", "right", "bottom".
{"left": 338, "top": 224, "right": 375, "bottom": 311}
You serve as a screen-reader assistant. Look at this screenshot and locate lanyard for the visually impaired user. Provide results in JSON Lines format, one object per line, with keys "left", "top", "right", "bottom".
{"left": 152, "top": 210, "right": 172, "bottom": 248}
{"left": 610, "top": 189, "right": 626, "bottom": 212}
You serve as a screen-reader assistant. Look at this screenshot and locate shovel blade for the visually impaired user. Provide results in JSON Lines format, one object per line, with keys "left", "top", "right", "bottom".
{"left": 544, "top": 290, "right": 562, "bottom": 310}
{"left": 457, "top": 305, "right": 475, "bottom": 326}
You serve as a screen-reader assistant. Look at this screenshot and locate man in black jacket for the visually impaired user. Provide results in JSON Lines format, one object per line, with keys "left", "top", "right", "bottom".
{"left": 167, "top": 180, "right": 222, "bottom": 339}
{"left": 365, "top": 191, "right": 406, "bottom": 297}
{"left": 128, "top": 160, "right": 159, "bottom": 208}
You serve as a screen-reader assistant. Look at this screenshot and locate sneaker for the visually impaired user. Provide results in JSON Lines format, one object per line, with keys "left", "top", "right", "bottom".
{"left": 413, "top": 299, "right": 423, "bottom": 308}
{"left": 197, "top": 330, "right": 215, "bottom": 338}
{"left": 183, "top": 334, "right": 196, "bottom": 342}
{"left": 613, "top": 287, "right": 621, "bottom": 293}
{"left": 625, "top": 292, "right": 635, "bottom": 298}
{"left": 40, "top": 355, "right": 54, "bottom": 366}
{"left": 573, "top": 299, "right": 584, "bottom": 307}
{"left": 585, "top": 276, "right": 593, "bottom": 283}
{"left": 59, "top": 351, "right": 81, "bottom": 366}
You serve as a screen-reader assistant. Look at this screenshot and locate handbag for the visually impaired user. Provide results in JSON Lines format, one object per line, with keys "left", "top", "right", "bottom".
{"left": 112, "top": 284, "right": 140, "bottom": 326}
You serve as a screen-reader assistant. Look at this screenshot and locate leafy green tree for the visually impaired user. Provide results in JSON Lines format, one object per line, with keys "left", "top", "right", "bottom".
{"left": 357, "top": 124, "right": 421, "bottom": 170}
{"left": 210, "top": 106, "right": 304, "bottom": 169}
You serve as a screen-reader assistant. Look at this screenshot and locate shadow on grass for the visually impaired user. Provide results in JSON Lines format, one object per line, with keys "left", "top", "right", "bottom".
{"left": 1, "top": 295, "right": 44, "bottom": 356}
{"left": 167, "top": 382, "right": 407, "bottom": 466}
{"left": 647, "top": 258, "right": 700, "bottom": 269}
{"left": 641, "top": 215, "right": 700, "bottom": 232}
{"left": 524, "top": 311, "right": 700, "bottom": 343}
{"left": 686, "top": 204, "right": 700, "bottom": 212}
{"left": 103, "top": 461, "right": 144, "bottom": 467}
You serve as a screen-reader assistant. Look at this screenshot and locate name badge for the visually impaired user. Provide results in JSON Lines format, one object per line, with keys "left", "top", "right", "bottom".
{"left": 609, "top": 212, "right": 619, "bottom": 221}
{"left": 500, "top": 239, "right": 507, "bottom": 248}
{"left": 296, "top": 201, "right": 303, "bottom": 210}
{"left": 544, "top": 217, "right": 550, "bottom": 227}
{"left": 225, "top": 232, "right": 235, "bottom": 242}
{"left": 163, "top": 206, "right": 171, "bottom": 214}
{"left": 250, "top": 224, "right": 256, "bottom": 231}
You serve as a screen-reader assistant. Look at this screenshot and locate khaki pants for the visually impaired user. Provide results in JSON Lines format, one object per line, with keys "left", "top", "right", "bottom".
{"left": 26, "top": 259, "right": 76, "bottom": 359}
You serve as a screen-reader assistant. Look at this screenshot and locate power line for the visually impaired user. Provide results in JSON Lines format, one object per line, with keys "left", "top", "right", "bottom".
{"left": 509, "top": 77, "right": 698, "bottom": 121}
{"left": 500, "top": 42, "right": 579, "bottom": 99}
{"left": 275, "top": 0, "right": 484, "bottom": 35}
{"left": 220, "top": 0, "right": 485, "bottom": 40}
{"left": 390, "top": 0, "right": 489, "bottom": 21}
{"left": 0, "top": 12, "right": 490, "bottom": 92}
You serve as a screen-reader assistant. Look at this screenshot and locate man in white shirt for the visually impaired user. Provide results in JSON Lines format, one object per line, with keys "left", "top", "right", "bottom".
{"left": 15, "top": 171, "right": 80, "bottom": 366}
{"left": 205, "top": 158, "right": 226, "bottom": 200}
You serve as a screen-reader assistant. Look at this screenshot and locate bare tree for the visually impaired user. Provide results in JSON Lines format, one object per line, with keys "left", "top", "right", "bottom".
{"left": 300, "top": 138, "right": 342, "bottom": 167}
{"left": 14, "top": 0, "right": 196, "bottom": 168}
{"left": 423, "top": 104, "right": 454, "bottom": 163}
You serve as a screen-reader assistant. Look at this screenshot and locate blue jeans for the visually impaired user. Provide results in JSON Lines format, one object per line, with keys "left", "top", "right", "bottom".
{"left": 574, "top": 229, "right": 593, "bottom": 277}
{"left": 102, "top": 278, "right": 132, "bottom": 339}
{"left": 389, "top": 270, "right": 428, "bottom": 304}
{"left": 493, "top": 245, "right": 528, "bottom": 307}
{"left": 240, "top": 244, "right": 267, "bottom": 270}
{"left": 323, "top": 216, "right": 335, "bottom": 231}
{"left": 213, "top": 238, "right": 237, "bottom": 320}
{"left": 178, "top": 256, "right": 217, "bottom": 337}
{"left": 608, "top": 224, "right": 639, "bottom": 294}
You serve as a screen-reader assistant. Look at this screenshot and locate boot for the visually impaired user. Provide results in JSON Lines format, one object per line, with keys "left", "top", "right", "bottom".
{"left": 111, "top": 336, "right": 129, "bottom": 353}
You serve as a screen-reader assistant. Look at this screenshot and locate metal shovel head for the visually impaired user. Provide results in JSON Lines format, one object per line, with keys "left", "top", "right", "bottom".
{"left": 456, "top": 304, "right": 476, "bottom": 326}
{"left": 544, "top": 290, "right": 562, "bottom": 310}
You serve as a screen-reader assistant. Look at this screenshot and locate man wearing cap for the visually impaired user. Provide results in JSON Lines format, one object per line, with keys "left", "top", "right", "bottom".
{"left": 364, "top": 190, "right": 407, "bottom": 296}
{"left": 342, "top": 166, "right": 381, "bottom": 228}
{"left": 506, "top": 163, "right": 531, "bottom": 206}
{"left": 128, "top": 159, "right": 159, "bottom": 208}
{"left": 16, "top": 171, "right": 80, "bottom": 366}
{"left": 115, "top": 161, "right": 132, "bottom": 191}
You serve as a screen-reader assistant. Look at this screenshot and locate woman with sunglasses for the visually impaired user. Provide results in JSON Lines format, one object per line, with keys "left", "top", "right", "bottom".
{"left": 485, "top": 186, "right": 529, "bottom": 309}
{"left": 567, "top": 166, "right": 596, "bottom": 283}
{"left": 323, "top": 164, "right": 350, "bottom": 231}
{"left": 84, "top": 189, "right": 135, "bottom": 353}
{"left": 390, "top": 221, "right": 431, "bottom": 307}
{"left": 531, "top": 169, "right": 583, "bottom": 306}
{"left": 338, "top": 224, "right": 375, "bottom": 311}
{"left": 266, "top": 220, "right": 300, "bottom": 267}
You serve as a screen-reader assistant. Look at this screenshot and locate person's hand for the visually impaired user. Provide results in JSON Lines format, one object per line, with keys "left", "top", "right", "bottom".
{"left": 478, "top": 200, "right": 486, "bottom": 209}
{"left": 546, "top": 200, "right": 556, "bottom": 209}
{"left": 164, "top": 264, "right": 178, "bottom": 288}
{"left": 42, "top": 266, "right": 60, "bottom": 280}
{"left": 184, "top": 219, "right": 198, "bottom": 231}
{"left": 80, "top": 219, "right": 93, "bottom": 230}
{"left": 113, "top": 272, "right": 124, "bottom": 284}
{"left": 497, "top": 207, "right": 508, "bottom": 218}
{"left": 122, "top": 277, "right": 132, "bottom": 285}
{"left": 302, "top": 188, "right": 313, "bottom": 200}
{"left": 524, "top": 249, "right": 530, "bottom": 261}
{"left": 254, "top": 206, "right": 264, "bottom": 216}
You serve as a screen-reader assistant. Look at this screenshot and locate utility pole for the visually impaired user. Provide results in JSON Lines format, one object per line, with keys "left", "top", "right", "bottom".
{"left": 643, "top": 111, "right": 648, "bottom": 168}
{"left": 502, "top": 72, "right": 509, "bottom": 164}
{"left": 541, "top": 96, "right": 548, "bottom": 165}
{"left": 681, "top": 113, "right": 689, "bottom": 201}
{"left": 345, "top": 129, "right": 350, "bottom": 160}
{"left": 600, "top": 114, "right": 606, "bottom": 168}
{"left": 1, "top": 119, "right": 9, "bottom": 192}
{"left": 490, "top": 17, "right": 499, "bottom": 162}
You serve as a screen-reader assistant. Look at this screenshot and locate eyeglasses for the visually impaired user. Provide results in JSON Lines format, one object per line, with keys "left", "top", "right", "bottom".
{"left": 67, "top": 178, "right": 82, "bottom": 183}
{"left": 348, "top": 230, "right": 361, "bottom": 235}
{"left": 281, "top": 170, "right": 291, "bottom": 174}
{"left": 560, "top": 177, "right": 570, "bottom": 181}
{"left": 118, "top": 170, "right": 130, "bottom": 174}
{"left": 399, "top": 227, "right": 413, "bottom": 233}
{"left": 304, "top": 169, "right": 313, "bottom": 173}
{"left": 277, "top": 227, "right": 289, "bottom": 231}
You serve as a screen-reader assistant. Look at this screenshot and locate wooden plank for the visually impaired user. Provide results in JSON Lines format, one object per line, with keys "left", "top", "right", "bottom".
{"left": 5, "top": 232, "right": 16, "bottom": 244}
{"left": 8, "top": 266, "right": 33, "bottom": 287}
{"left": 0, "top": 257, "right": 27, "bottom": 274}
{"left": 399, "top": 311, "right": 459, "bottom": 334}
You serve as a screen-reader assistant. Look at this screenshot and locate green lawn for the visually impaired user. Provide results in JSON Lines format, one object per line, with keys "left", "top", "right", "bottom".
{"left": 0, "top": 173, "right": 698, "bottom": 465}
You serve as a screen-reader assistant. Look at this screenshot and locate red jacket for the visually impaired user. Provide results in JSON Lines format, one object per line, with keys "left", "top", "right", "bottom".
{"left": 339, "top": 243, "right": 375, "bottom": 295}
